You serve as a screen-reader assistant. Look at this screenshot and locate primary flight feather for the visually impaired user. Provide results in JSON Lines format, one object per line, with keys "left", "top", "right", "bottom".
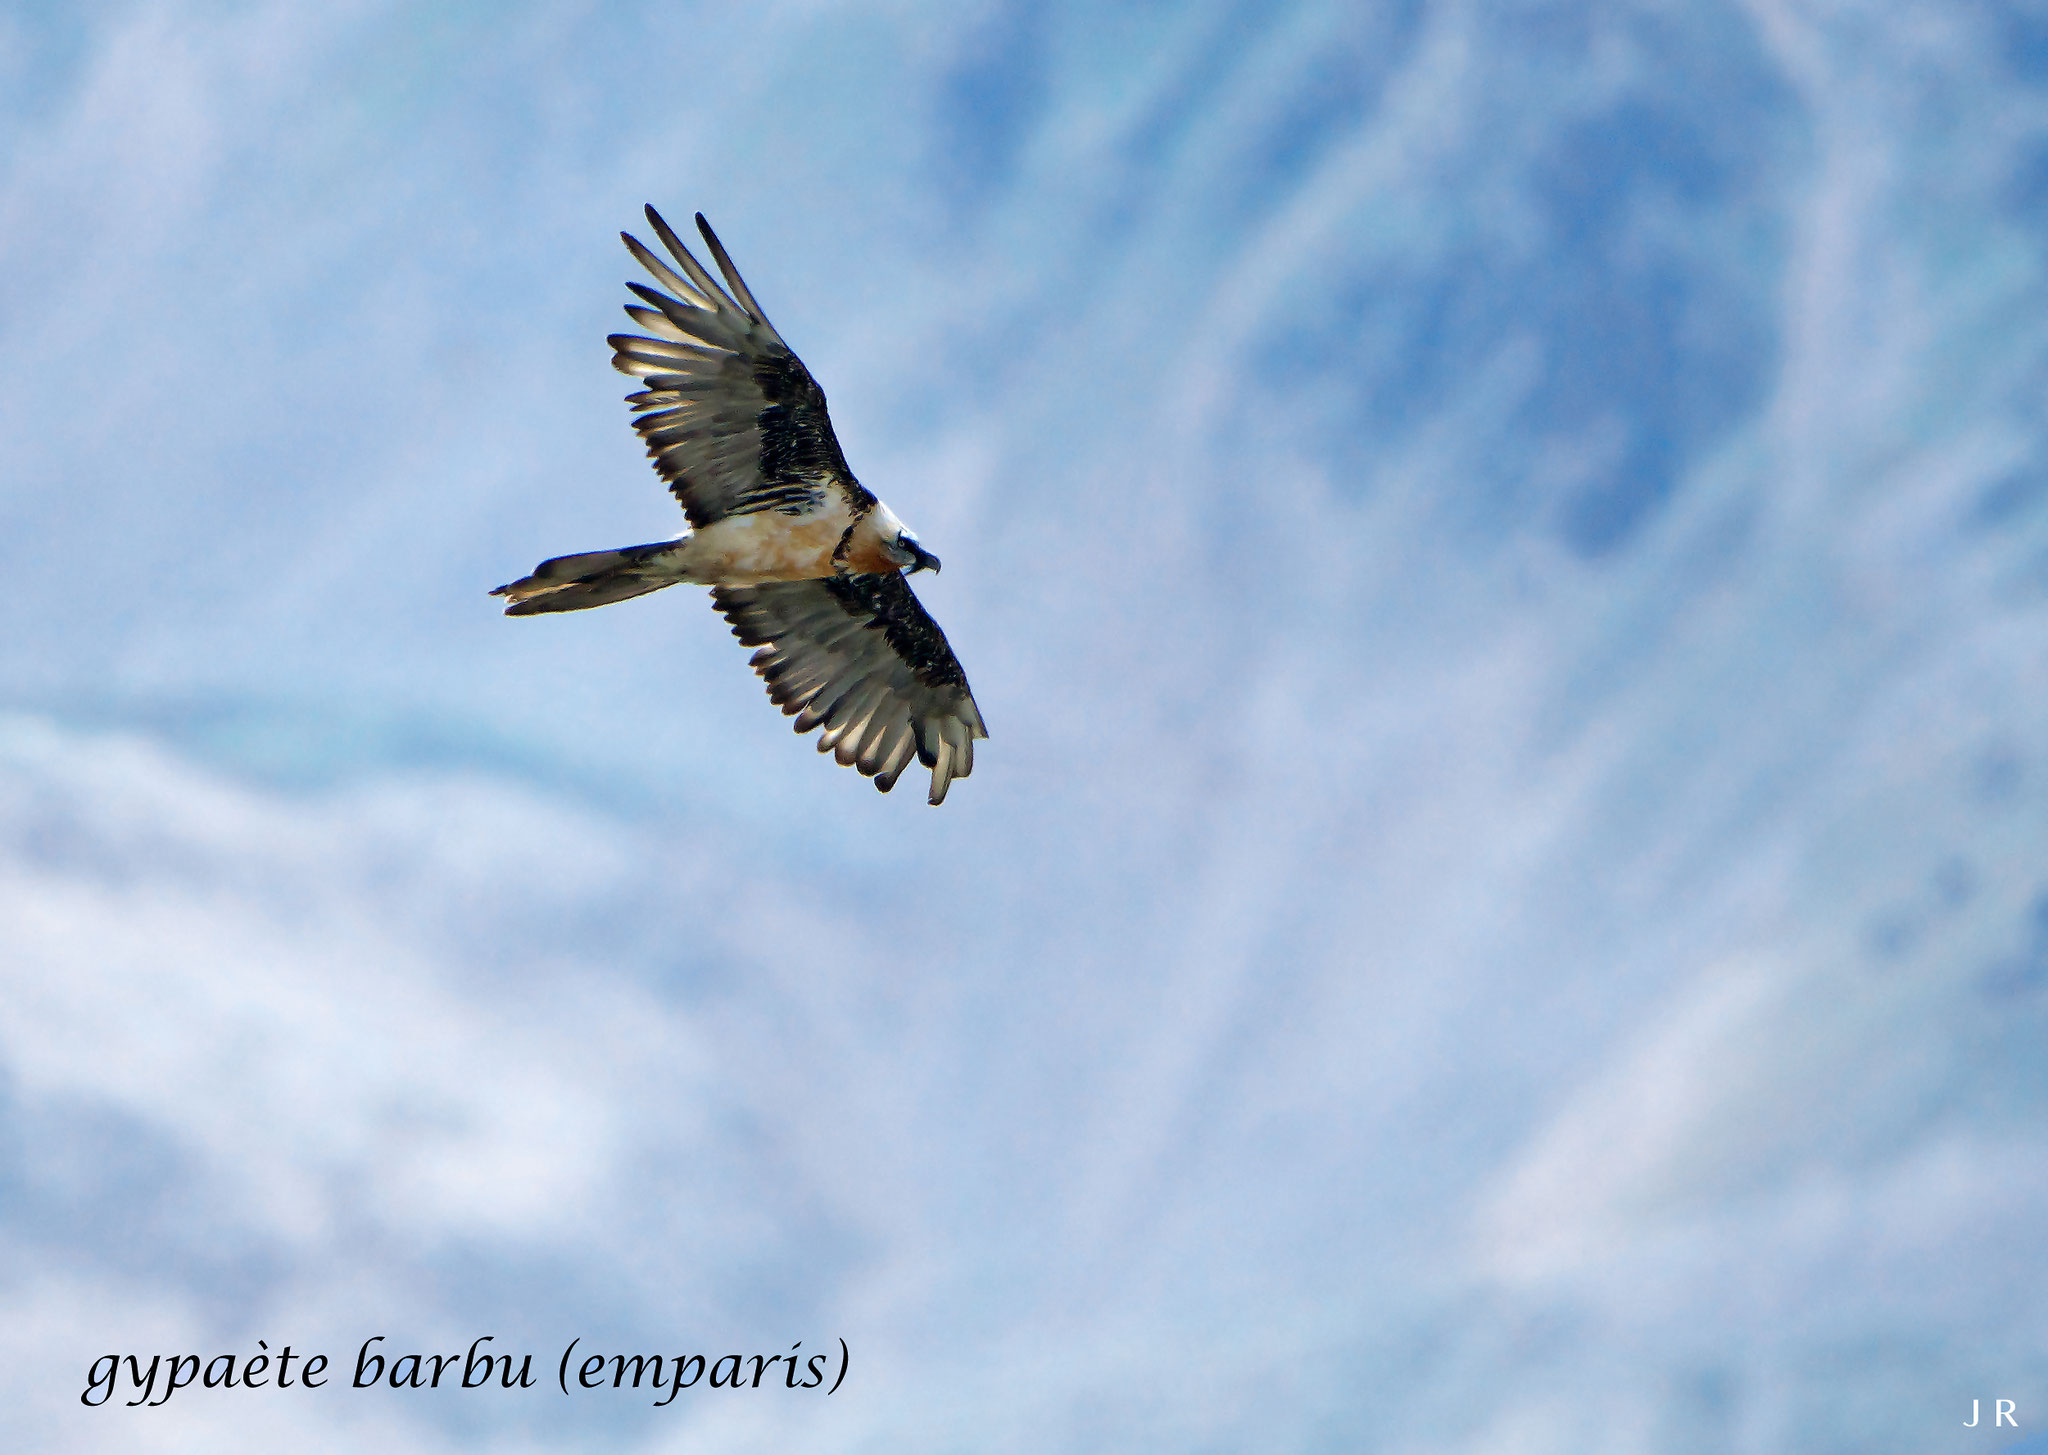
{"left": 494, "top": 207, "right": 986, "bottom": 804}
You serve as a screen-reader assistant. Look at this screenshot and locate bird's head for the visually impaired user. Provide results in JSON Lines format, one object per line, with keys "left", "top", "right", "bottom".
{"left": 891, "top": 529, "right": 941, "bottom": 575}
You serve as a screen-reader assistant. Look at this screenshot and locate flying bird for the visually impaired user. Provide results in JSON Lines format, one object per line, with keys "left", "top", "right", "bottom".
{"left": 494, "top": 208, "right": 986, "bottom": 804}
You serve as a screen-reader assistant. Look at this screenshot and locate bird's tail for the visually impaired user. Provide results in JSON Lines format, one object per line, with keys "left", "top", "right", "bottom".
{"left": 491, "top": 541, "right": 687, "bottom": 615}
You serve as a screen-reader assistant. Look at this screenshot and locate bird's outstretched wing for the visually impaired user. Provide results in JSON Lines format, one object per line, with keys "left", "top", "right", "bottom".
{"left": 608, "top": 208, "right": 869, "bottom": 528}
{"left": 712, "top": 574, "right": 988, "bottom": 805}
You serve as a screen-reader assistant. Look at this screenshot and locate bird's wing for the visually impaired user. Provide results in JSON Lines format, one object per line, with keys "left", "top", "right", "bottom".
{"left": 712, "top": 574, "right": 988, "bottom": 805}
{"left": 608, "top": 207, "right": 870, "bottom": 528}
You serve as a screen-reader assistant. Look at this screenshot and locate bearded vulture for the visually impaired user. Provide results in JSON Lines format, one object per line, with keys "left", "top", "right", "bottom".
{"left": 494, "top": 207, "right": 986, "bottom": 805}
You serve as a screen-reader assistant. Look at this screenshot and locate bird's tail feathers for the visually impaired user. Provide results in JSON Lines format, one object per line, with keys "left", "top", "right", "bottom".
{"left": 492, "top": 541, "right": 686, "bottom": 615}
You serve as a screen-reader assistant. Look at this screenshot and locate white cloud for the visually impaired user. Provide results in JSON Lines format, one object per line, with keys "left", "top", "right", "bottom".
{"left": 7, "top": 0, "right": 2048, "bottom": 1449}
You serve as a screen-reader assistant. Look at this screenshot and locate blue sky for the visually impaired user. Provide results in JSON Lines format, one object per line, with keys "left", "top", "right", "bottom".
{"left": 4, "top": 1, "right": 2048, "bottom": 1450}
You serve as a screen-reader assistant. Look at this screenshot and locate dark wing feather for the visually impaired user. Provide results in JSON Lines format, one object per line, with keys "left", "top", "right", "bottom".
{"left": 609, "top": 208, "right": 869, "bottom": 528}
{"left": 712, "top": 575, "right": 988, "bottom": 805}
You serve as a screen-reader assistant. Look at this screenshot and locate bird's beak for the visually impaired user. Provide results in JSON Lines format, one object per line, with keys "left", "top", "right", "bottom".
{"left": 908, "top": 543, "right": 941, "bottom": 575}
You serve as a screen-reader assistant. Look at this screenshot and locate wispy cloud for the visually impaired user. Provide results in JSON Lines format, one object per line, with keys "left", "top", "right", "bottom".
{"left": 5, "top": 0, "right": 2048, "bottom": 1449}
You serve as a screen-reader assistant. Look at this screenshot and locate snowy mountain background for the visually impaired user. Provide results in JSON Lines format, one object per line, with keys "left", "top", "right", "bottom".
{"left": 4, "top": 1, "right": 2047, "bottom": 1450}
